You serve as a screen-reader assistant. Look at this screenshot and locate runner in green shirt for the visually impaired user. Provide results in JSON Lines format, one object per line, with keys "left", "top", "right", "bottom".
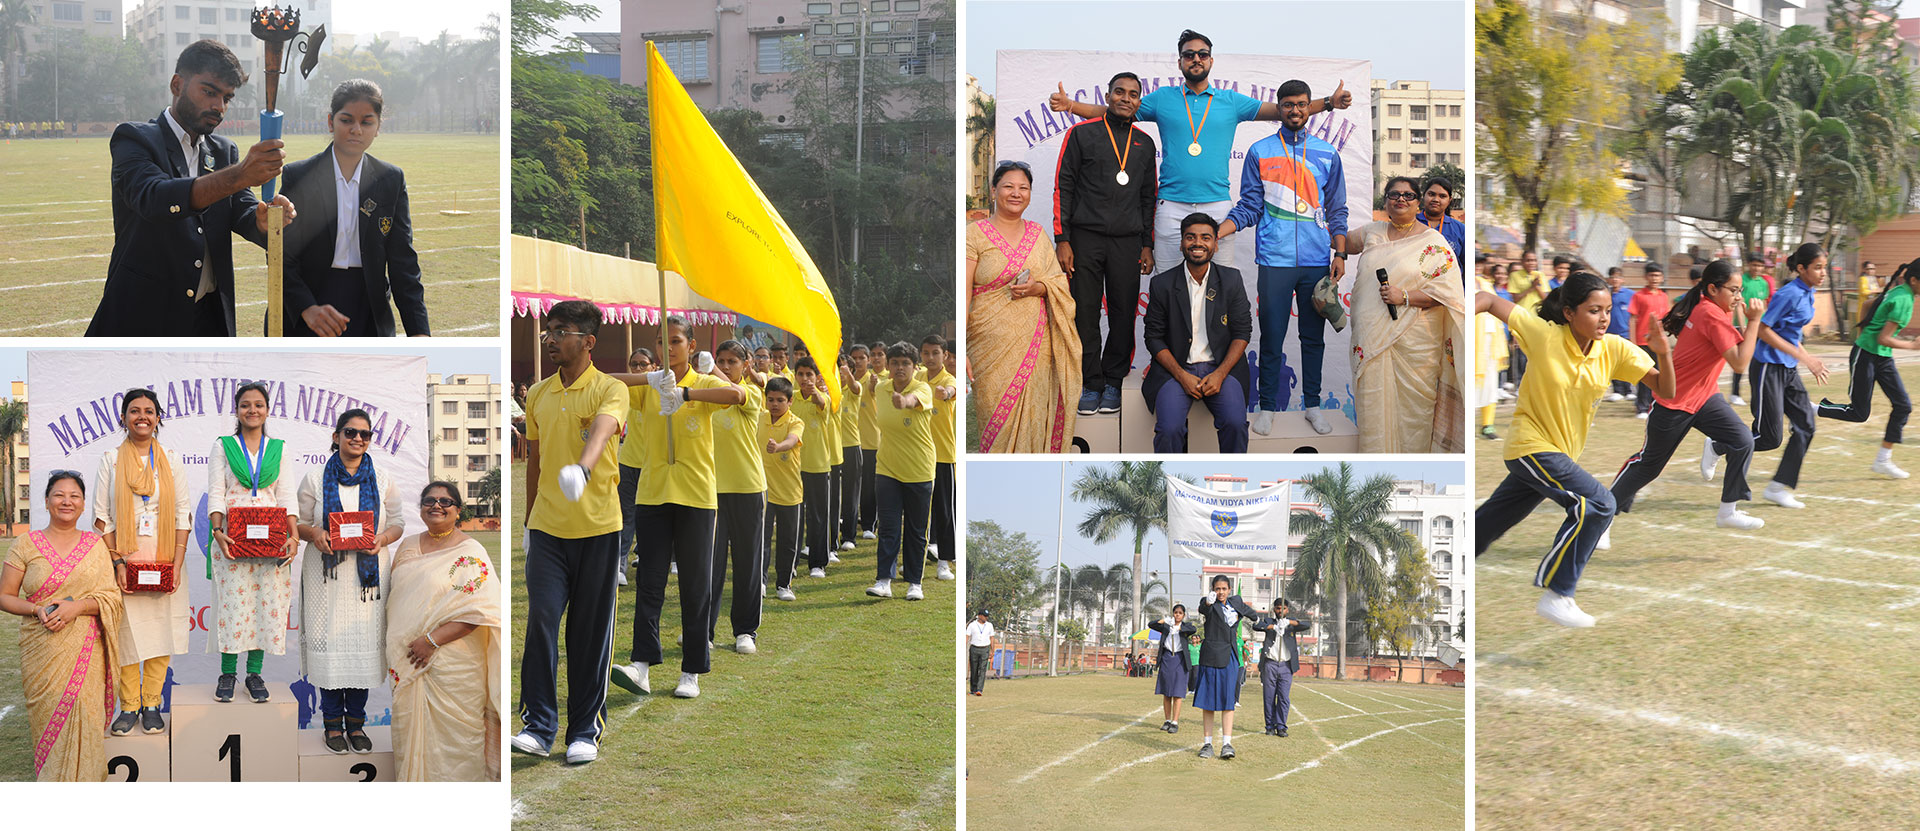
{"left": 1817, "top": 260, "right": 1918, "bottom": 479}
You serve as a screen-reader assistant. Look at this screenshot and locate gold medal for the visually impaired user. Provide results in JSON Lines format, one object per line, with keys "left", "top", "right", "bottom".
{"left": 1182, "top": 90, "right": 1213, "bottom": 159}
{"left": 1187, "top": 142, "right": 1202, "bottom": 156}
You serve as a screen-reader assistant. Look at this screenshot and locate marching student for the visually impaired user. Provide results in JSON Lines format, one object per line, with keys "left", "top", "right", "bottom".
{"left": 609, "top": 315, "right": 747, "bottom": 702}
{"left": 857, "top": 343, "right": 885, "bottom": 539}
{"left": 514, "top": 301, "right": 627, "bottom": 765}
{"left": 708, "top": 340, "right": 769, "bottom": 654}
{"left": 1717, "top": 243, "right": 1831, "bottom": 508}
{"left": 835, "top": 353, "right": 865, "bottom": 551}
{"left": 1603, "top": 260, "right": 1767, "bottom": 545}
{"left": 923, "top": 336, "right": 959, "bottom": 581}
{"left": 1473, "top": 272, "right": 1674, "bottom": 628}
{"left": 869, "top": 343, "right": 937, "bottom": 600}
{"left": 206, "top": 382, "right": 300, "bottom": 704}
{"left": 1251, "top": 599, "right": 1309, "bottom": 738}
{"left": 793, "top": 357, "right": 837, "bottom": 579}
{"left": 760, "top": 377, "right": 805, "bottom": 601}
{"left": 1193, "top": 575, "right": 1260, "bottom": 760}
{"left": 614, "top": 348, "right": 656, "bottom": 588}
{"left": 769, "top": 343, "right": 793, "bottom": 382}
{"left": 1817, "top": 257, "right": 1918, "bottom": 479}
{"left": 1147, "top": 605, "right": 1196, "bottom": 734}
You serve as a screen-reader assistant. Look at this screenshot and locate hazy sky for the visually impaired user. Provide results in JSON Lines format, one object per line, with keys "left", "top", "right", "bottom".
{"left": 119, "top": 0, "right": 499, "bottom": 42}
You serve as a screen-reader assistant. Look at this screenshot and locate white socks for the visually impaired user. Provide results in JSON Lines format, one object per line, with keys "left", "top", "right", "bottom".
{"left": 1879, "top": 447, "right": 1894, "bottom": 465}
{"left": 1718, "top": 502, "right": 1737, "bottom": 520}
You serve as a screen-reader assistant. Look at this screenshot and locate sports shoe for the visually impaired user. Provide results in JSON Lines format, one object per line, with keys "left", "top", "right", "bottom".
{"left": 1700, "top": 437, "right": 1720, "bottom": 482}
{"left": 1077, "top": 389, "right": 1099, "bottom": 416}
{"left": 866, "top": 580, "right": 893, "bottom": 598}
{"left": 1717, "top": 509, "right": 1764, "bottom": 530}
{"left": 1220, "top": 742, "right": 1236, "bottom": 760}
{"left": 324, "top": 732, "right": 350, "bottom": 755}
{"left": 141, "top": 707, "right": 164, "bottom": 735}
{"left": 1535, "top": 590, "right": 1596, "bottom": 628}
{"left": 1161, "top": 720, "right": 1173, "bottom": 732}
{"left": 905, "top": 583, "right": 924, "bottom": 601}
{"left": 1167, "top": 722, "right": 1178, "bottom": 734}
{"left": 565, "top": 740, "right": 598, "bottom": 764}
{"left": 1636, "top": 411, "right": 1650, "bottom": 420}
{"left": 510, "top": 731, "right": 551, "bottom": 757}
{"left": 801, "top": 546, "right": 810, "bottom": 556}
{"left": 828, "top": 552, "right": 842, "bottom": 564}
{"left": 1873, "top": 458, "right": 1911, "bottom": 479}
{"left": 839, "top": 541, "right": 855, "bottom": 551}
{"left": 214, "top": 673, "right": 236, "bottom": 702}
{"left": 610, "top": 662, "right": 650, "bottom": 695}
{"left": 1480, "top": 426, "right": 1498, "bottom": 440}
{"left": 347, "top": 729, "right": 374, "bottom": 754}
{"left": 862, "top": 530, "right": 875, "bottom": 540}
{"left": 1251, "top": 410, "right": 1274, "bottom": 436}
{"left": 616, "top": 571, "right": 628, "bottom": 586}
{"left": 670, "top": 562, "right": 678, "bottom": 575}
{"left": 928, "top": 544, "right": 938, "bottom": 557}
{"left": 777, "top": 586, "right": 796, "bottom": 601}
{"left": 1602, "top": 392, "right": 1625, "bottom": 402}
{"left": 736, "top": 634, "right": 757, "bottom": 655}
{"left": 1762, "top": 483, "right": 1805, "bottom": 509}
{"left": 111, "top": 709, "right": 139, "bottom": 736}
{"left": 936, "top": 561, "right": 955, "bottom": 581}
{"left": 1305, "top": 406, "right": 1332, "bottom": 435}
{"left": 1197, "top": 742, "right": 1213, "bottom": 759}
{"left": 245, "top": 673, "right": 270, "bottom": 703}
{"left": 673, "top": 673, "right": 700, "bottom": 699}
{"left": 809, "top": 567, "right": 827, "bottom": 579}
{"left": 1277, "top": 728, "right": 1288, "bottom": 737}
{"left": 1731, "top": 394, "right": 1747, "bottom": 407}
{"left": 1098, "top": 386, "right": 1122, "bottom": 414}
{"left": 1595, "top": 528, "right": 1610, "bottom": 551}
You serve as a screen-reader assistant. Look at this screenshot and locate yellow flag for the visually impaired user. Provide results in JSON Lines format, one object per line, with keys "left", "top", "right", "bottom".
{"left": 648, "top": 41, "right": 843, "bottom": 406}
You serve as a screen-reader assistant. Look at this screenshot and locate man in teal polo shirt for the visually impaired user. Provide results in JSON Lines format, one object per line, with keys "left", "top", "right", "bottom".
{"left": 1049, "top": 29, "right": 1353, "bottom": 275}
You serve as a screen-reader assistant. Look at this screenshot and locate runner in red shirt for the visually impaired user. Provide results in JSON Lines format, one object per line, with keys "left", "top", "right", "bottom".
{"left": 1626, "top": 266, "right": 1673, "bottom": 416}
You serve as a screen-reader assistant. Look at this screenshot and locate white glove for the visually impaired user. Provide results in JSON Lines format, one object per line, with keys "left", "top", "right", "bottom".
{"left": 695, "top": 351, "right": 715, "bottom": 375}
{"left": 558, "top": 464, "right": 587, "bottom": 502}
{"left": 648, "top": 369, "right": 686, "bottom": 416}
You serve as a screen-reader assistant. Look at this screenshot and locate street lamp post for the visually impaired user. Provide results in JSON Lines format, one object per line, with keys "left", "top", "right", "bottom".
{"left": 1048, "top": 461, "right": 1066, "bottom": 676}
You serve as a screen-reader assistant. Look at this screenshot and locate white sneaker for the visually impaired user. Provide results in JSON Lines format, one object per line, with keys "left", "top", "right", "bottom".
{"left": 510, "top": 731, "right": 550, "bottom": 757}
{"left": 610, "top": 662, "right": 650, "bottom": 695}
{"left": 1636, "top": 411, "right": 1650, "bottom": 420}
{"left": 906, "top": 583, "right": 924, "bottom": 601}
{"left": 1731, "top": 395, "right": 1747, "bottom": 407}
{"left": 809, "top": 567, "right": 826, "bottom": 578}
{"left": 1717, "top": 509, "right": 1764, "bottom": 530}
{"left": 1595, "top": 528, "right": 1611, "bottom": 551}
{"left": 828, "top": 552, "right": 842, "bottom": 564}
{"left": 1502, "top": 382, "right": 1516, "bottom": 392}
{"left": 927, "top": 544, "right": 938, "bottom": 556}
{"left": 1700, "top": 437, "right": 1719, "bottom": 482}
{"left": 736, "top": 634, "right": 757, "bottom": 655}
{"left": 802, "top": 545, "right": 810, "bottom": 556}
{"left": 565, "top": 740, "right": 598, "bottom": 764}
{"left": 1251, "top": 410, "right": 1274, "bottom": 436}
{"left": 1305, "top": 406, "right": 1332, "bottom": 435}
{"left": 866, "top": 580, "right": 893, "bottom": 598}
{"left": 1535, "top": 590, "right": 1596, "bottom": 628}
{"left": 673, "top": 673, "right": 700, "bottom": 699}
{"left": 1873, "top": 458, "right": 1911, "bottom": 479}
{"left": 936, "top": 561, "right": 955, "bottom": 581}
{"left": 839, "top": 541, "right": 855, "bottom": 551}
{"left": 1762, "top": 483, "right": 1805, "bottom": 509}
{"left": 616, "top": 571, "right": 628, "bottom": 586}
{"left": 1602, "top": 392, "right": 1625, "bottom": 402}
{"left": 670, "top": 562, "right": 679, "bottom": 575}
{"left": 777, "top": 586, "right": 796, "bottom": 601}
{"left": 862, "top": 530, "right": 875, "bottom": 540}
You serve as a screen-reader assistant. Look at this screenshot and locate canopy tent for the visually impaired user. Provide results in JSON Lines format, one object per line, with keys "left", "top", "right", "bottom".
{"left": 510, "top": 234, "right": 739, "bottom": 326}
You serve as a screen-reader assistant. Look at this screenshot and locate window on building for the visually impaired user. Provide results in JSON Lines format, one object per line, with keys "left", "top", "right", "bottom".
{"left": 442, "top": 401, "right": 458, "bottom": 415}
{"left": 1411, "top": 153, "right": 1428, "bottom": 168}
{"left": 840, "top": 1, "right": 857, "bottom": 11}
{"left": 1449, "top": 105, "right": 1461, "bottom": 118}
{"left": 869, "top": 40, "right": 888, "bottom": 54}
{"left": 95, "top": 8, "right": 110, "bottom": 22}
{"left": 1435, "top": 516, "right": 1454, "bottom": 535}
{"left": 835, "top": 21, "right": 854, "bottom": 34}
{"left": 756, "top": 33, "right": 803, "bottom": 74}
{"left": 442, "top": 455, "right": 457, "bottom": 468}
{"left": 812, "top": 43, "right": 831, "bottom": 56}
{"left": 1387, "top": 152, "right": 1401, "bottom": 165}
{"left": 872, "top": 0, "right": 889, "bottom": 9}
{"left": 51, "top": 2, "right": 79, "bottom": 22}
{"left": 199, "top": 6, "right": 215, "bottom": 24}
{"left": 813, "top": 22, "right": 832, "bottom": 34}
{"left": 1410, "top": 129, "right": 1427, "bottom": 144}
{"left": 17, "top": 509, "right": 26, "bottom": 524}
{"left": 834, "top": 42, "right": 854, "bottom": 56}
{"left": 442, "top": 427, "right": 457, "bottom": 442}
{"left": 1387, "top": 128, "right": 1401, "bottom": 140}
{"left": 16, "top": 458, "right": 26, "bottom": 472}
{"left": 467, "top": 482, "right": 484, "bottom": 499}
{"left": 1257, "top": 578, "right": 1272, "bottom": 595}
{"left": 468, "top": 429, "right": 487, "bottom": 446}
{"left": 1439, "top": 586, "right": 1452, "bottom": 605}
{"left": 17, "top": 485, "right": 26, "bottom": 500}
{"left": 226, "top": 7, "right": 237, "bottom": 21}
{"left": 871, "top": 19, "right": 890, "bottom": 32}
{"left": 1450, "top": 129, "right": 1461, "bottom": 141}
{"left": 1399, "top": 518, "right": 1422, "bottom": 537}
{"left": 176, "top": 32, "right": 189, "bottom": 45}
{"left": 656, "top": 38, "right": 710, "bottom": 82}
{"left": 1410, "top": 105, "right": 1428, "bottom": 121}
{"left": 466, "top": 401, "right": 487, "bottom": 419}
{"left": 176, "top": 5, "right": 190, "bottom": 19}
{"left": 1387, "top": 103, "right": 1400, "bottom": 117}
{"left": 895, "top": 0, "right": 920, "bottom": 10}
{"left": 806, "top": 2, "right": 831, "bottom": 13}
{"left": 1435, "top": 550, "right": 1453, "bottom": 572}
{"left": 468, "top": 455, "right": 489, "bottom": 472}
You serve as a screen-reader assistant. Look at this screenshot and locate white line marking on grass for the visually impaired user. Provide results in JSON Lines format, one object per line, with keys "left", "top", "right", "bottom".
{"left": 1, "top": 251, "right": 109, "bottom": 264}
{"left": 1339, "top": 688, "right": 1416, "bottom": 710}
{"left": 510, "top": 799, "right": 527, "bottom": 821}
{"left": 1371, "top": 688, "right": 1463, "bottom": 710}
{"left": 1290, "top": 700, "right": 1310, "bottom": 722}
{"left": 1483, "top": 684, "right": 1920, "bottom": 778}
{"left": 1263, "top": 718, "right": 1464, "bottom": 782}
{"left": 1300, "top": 685, "right": 1366, "bottom": 713}
{"left": 1012, "top": 707, "right": 1164, "bottom": 784}
{"left": 0, "top": 704, "right": 13, "bottom": 724}
{"left": 1478, "top": 564, "right": 1920, "bottom": 637}
{"left": 0, "top": 275, "right": 501, "bottom": 332}
{"left": 1749, "top": 566, "right": 1920, "bottom": 609}
{"left": 1087, "top": 746, "right": 1192, "bottom": 783}
{"left": 1639, "top": 523, "right": 1920, "bottom": 565}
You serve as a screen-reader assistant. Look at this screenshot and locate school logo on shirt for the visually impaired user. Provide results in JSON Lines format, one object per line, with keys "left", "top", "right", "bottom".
{"left": 683, "top": 416, "right": 703, "bottom": 435}
{"left": 1211, "top": 510, "right": 1237, "bottom": 537}
{"left": 380, "top": 216, "right": 393, "bottom": 236}
{"left": 715, "top": 409, "right": 736, "bottom": 430}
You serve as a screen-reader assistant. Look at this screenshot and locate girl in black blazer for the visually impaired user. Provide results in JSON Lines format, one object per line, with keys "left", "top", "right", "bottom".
{"left": 1147, "top": 604, "right": 1197, "bottom": 733}
{"left": 279, "top": 79, "right": 429, "bottom": 337}
{"left": 1193, "top": 574, "right": 1260, "bottom": 760}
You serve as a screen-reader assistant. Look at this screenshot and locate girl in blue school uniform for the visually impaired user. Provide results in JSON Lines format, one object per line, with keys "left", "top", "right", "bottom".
{"left": 1192, "top": 575, "right": 1259, "bottom": 760}
{"left": 1147, "top": 604, "right": 1197, "bottom": 734}
{"left": 1704, "top": 243, "right": 1832, "bottom": 507}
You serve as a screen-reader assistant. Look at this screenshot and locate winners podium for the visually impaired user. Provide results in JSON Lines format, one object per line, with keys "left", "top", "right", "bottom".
{"left": 103, "top": 683, "right": 393, "bottom": 782}
{"left": 1069, "top": 376, "right": 1360, "bottom": 454}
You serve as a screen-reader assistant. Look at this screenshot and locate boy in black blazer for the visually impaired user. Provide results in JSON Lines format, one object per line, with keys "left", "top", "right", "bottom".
{"left": 1142, "top": 213, "right": 1253, "bottom": 452}
{"left": 1252, "top": 599, "right": 1312, "bottom": 737}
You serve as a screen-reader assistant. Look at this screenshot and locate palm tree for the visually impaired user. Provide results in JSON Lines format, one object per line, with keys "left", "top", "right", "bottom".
{"left": 1288, "top": 463, "right": 1419, "bottom": 681}
{"left": 0, "top": 397, "right": 25, "bottom": 535}
{"left": 1072, "top": 461, "right": 1194, "bottom": 652}
{"left": 0, "top": 0, "right": 34, "bottom": 121}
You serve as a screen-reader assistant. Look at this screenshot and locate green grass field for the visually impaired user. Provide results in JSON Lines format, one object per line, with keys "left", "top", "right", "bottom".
{"left": 966, "top": 674, "right": 1464, "bottom": 830}
{"left": 506, "top": 462, "right": 957, "bottom": 830}
{"left": 0, "top": 530, "right": 502, "bottom": 782}
{"left": 1475, "top": 350, "right": 1920, "bottom": 829}
{"left": 0, "top": 132, "right": 500, "bottom": 337}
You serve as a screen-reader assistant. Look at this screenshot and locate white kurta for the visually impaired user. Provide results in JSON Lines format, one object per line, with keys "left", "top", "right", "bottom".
{"left": 297, "top": 466, "right": 402, "bottom": 689}
{"left": 206, "top": 437, "right": 298, "bottom": 655}
{"left": 92, "top": 444, "right": 193, "bottom": 663}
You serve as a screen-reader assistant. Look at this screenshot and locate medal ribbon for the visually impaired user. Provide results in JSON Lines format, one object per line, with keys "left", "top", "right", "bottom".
{"left": 1103, "top": 118, "right": 1131, "bottom": 177}
{"left": 1184, "top": 89, "right": 1213, "bottom": 150}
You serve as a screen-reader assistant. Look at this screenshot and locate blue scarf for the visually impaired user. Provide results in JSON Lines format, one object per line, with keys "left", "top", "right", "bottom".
{"left": 321, "top": 451, "right": 380, "bottom": 600}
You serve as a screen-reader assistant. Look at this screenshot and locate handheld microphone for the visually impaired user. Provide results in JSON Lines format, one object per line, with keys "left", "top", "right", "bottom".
{"left": 1376, "top": 268, "right": 1398, "bottom": 320}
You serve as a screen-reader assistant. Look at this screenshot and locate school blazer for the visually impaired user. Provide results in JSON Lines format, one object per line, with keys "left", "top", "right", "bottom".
{"left": 1141, "top": 263, "right": 1253, "bottom": 411}
{"left": 278, "top": 146, "right": 429, "bottom": 336}
{"left": 88, "top": 112, "right": 267, "bottom": 336}
{"left": 1148, "top": 618, "right": 1198, "bottom": 669}
{"left": 1195, "top": 593, "right": 1260, "bottom": 669}
{"left": 1252, "top": 616, "right": 1312, "bottom": 673}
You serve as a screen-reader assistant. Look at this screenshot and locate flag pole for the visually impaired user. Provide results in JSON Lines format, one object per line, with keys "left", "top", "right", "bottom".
{"left": 646, "top": 39, "right": 675, "bottom": 466}
{"left": 661, "top": 265, "right": 674, "bottom": 465}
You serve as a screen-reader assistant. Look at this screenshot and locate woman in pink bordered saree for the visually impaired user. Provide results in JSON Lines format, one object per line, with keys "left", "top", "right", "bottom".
{"left": 966, "top": 161, "right": 1081, "bottom": 453}
{"left": 1, "top": 471, "right": 124, "bottom": 781}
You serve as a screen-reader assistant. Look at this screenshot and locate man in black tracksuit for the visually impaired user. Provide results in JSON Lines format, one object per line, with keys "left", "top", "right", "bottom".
{"left": 1053, "top": 71, "right": 1158, "bottom": 417}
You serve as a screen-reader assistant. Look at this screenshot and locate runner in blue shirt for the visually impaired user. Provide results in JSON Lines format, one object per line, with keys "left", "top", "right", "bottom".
{"left": 1605, "top": 267, "right": 1634, "bottom": 401}
{"left": 1704, "top": 242, "right": 1832, "bottom": 507}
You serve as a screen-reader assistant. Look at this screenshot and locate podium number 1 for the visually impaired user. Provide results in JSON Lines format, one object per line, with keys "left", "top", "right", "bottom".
{"left": 219, "top": 733, "right": 242, "bottom": 781}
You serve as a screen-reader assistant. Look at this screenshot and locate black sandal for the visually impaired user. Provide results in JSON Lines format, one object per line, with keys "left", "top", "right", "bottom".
{"left": 323, "top": 718, "right": 349, "bottom": 755}
{"left": 345, "top": 717, "right": 373, "bottom": 754}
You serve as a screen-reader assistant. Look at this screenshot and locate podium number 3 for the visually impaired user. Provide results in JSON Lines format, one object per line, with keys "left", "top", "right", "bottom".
{"left": 108, "top": 755, "right": 139, "bottom": 782}
{"left": 219, "top": 733, "right": 243, "bottom": 781}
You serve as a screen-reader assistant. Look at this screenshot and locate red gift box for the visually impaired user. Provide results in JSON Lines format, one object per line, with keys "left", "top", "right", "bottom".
{"left": 328, "top": 511, "right": 377, "bottom": 552}
{"left": 122, "top": 561, "right": 175, "bottom": 593}
{"left": 226, "top": 506, "right": 289, "bottom": 558}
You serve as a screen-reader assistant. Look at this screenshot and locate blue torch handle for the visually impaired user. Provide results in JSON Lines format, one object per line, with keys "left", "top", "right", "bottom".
{"left": 259, "top": 110, "right": 284, "bottom": 202}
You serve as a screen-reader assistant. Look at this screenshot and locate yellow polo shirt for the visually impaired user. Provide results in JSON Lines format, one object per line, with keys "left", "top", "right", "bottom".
{"left": 876, "top": 378, "right": 936, "bottom": 484}
{"left": 795, "top": 390, "right": 838, "bottom": 474}
{"left": 858, "top": 371, "right": 883, "bottom": 451}
{"left": 631, "top": 369, "right": 739, "bottom": 510}
{"left": 760, "top": 410, "right": 805, "bottom": 506}
{"left": 1505, "top": 305, "right": 1653, "bottom": 462}
{"left": 926, "top": 367, "right": 958, "bottom": 464}
{"left": 713, "top": 382, "right": 767, "bottom": 495}
{"left": 525, "top": 364, "right": 630, "bottom": 538}
{"left": 836, "top": 377, "right": 861, "bottom": 449}
{"left": 616, "top": 404, "right": 646, "bottom": 468}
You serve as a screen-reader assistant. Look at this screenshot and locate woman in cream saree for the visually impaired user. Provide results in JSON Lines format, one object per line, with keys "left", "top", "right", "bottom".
{"left": 1349, "top": 177, "right": 1468, "bottom": 453}
{"left": 1, "top": 472, "right": 123, "bottom": 781}
{"left": 385, "top": 482, "right": 501, "bottom": 781}
{"left": 966, "top": 161, "right": 1081, "bottom": 453}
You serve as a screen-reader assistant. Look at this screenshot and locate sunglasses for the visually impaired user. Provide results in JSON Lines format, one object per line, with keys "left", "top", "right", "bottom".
{"left": 1180, "top": 49, "right": 1211, "bottom": 60}
{"left": 1385, "top": 191, "right": 1420, "bottom": 202}
{"left": 420, "top": 497, "right": 459, "bottom": 508}
{"left": 340, "top": 428, "right": 374, "bottom": 441}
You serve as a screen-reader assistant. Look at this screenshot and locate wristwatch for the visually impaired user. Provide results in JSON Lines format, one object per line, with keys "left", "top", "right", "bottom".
{"left": 1333, "top": 252, "right": 1348, "bottom": 261}
{"left": 1322, "top": 94, "right": 1332, "bottom": 109}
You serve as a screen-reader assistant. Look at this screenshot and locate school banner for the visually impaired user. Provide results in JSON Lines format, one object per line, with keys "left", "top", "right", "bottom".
{"left": 1165, "top": 476, "right": 1290, "bottom": 562}
{"left": 996, "top": 49, "right": 1372, "bottom": 418}
{"left": 26, "top": 351, "right": 430, "bottom": 730}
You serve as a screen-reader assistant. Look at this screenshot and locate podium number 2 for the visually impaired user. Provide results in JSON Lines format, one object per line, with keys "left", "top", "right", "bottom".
{"left": 219, "top": 734, "right": 242, "bottom": 781}
{"left": 351, "top": 762, "right": 378, "bottom": 782}
{"left": 108, "top": 755, "right": 139, "bottom": 782}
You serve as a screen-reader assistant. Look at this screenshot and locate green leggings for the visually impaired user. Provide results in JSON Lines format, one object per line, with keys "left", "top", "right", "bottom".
{"left": 220, "top": 650, "right": 265, "bottom": 674}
